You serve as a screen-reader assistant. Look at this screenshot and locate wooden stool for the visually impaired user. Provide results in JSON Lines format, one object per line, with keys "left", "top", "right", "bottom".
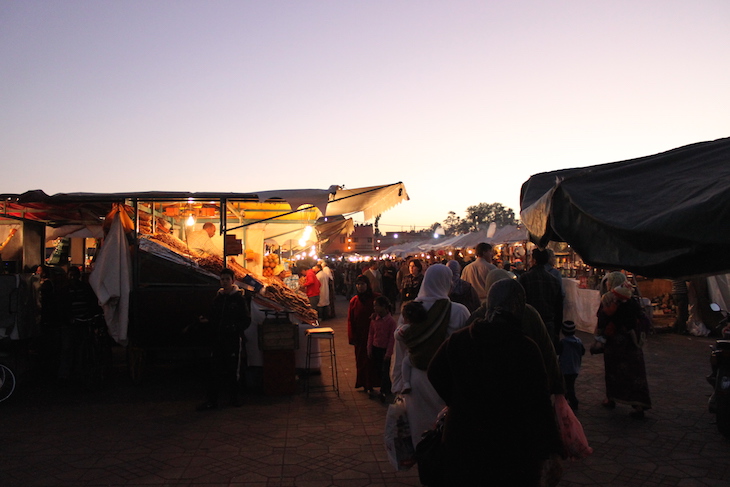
{"left": 304, "top": 327, "right": 339, "bottom": 397}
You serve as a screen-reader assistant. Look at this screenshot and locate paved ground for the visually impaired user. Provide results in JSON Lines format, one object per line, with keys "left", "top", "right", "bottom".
{"left": 1, "top": 295, "right": 730, "bottom": 487}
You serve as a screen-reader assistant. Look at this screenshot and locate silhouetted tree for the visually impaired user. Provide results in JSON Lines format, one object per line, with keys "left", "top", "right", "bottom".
{"left": 441, "top": 203, "right": 517, "bottom": 235}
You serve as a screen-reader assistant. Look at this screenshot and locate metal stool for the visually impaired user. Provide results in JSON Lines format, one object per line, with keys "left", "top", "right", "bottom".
{"left": 304, "top": 327, "right": 339, "bottom": 397}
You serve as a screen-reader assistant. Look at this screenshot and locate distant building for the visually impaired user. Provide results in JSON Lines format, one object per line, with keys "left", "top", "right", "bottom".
{"left": 322, "top": 224, "right": 375, "bottom": 256}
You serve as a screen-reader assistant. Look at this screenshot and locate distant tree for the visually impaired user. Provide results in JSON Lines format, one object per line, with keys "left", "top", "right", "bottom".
{"left": 464, "top": 203, "right": 517, "bottom": 231}
{"left": 374, "top": 214, "right": 382, "bottom": 237}
{"left": 441, "top": 203, "right": 517, "bottom": 234}
{"left": 442, "top": 211, "right": 470, "bottom": 236}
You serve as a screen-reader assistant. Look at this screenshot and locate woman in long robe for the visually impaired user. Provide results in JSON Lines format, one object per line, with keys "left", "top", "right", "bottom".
{"left": 347, "top": 275, "right": 380, "bottom": 391}
{"left": 598, "top": 271, "right": 652, "bottom": 417}
{"left": 427, "top": 278, "right": 561, "bottom": 486}
{"left": 391, "top": 264, "right": 470, "bottom": 447}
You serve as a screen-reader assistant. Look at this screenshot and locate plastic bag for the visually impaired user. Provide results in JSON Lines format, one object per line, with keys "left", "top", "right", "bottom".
{"left": 554, "top": 395, "right": 593, "bottom": 460}
{"left": 384, "top": 395, "right": 416, "bottom": 470}
{"left": 688, "top": 319, "right": 711, "bottom": 337}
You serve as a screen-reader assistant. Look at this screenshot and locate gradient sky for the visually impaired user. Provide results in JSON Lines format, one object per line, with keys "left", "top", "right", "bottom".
{"left": 2, "top": 1, "right": 728, "bottom": 232}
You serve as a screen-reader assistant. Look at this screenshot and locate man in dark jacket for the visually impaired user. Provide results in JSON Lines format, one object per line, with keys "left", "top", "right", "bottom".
{"left": 518, "top": 248, "right": 564, "bottom": 347}
{"left": 197, "top": 268, "right": 251, "bottom": 410}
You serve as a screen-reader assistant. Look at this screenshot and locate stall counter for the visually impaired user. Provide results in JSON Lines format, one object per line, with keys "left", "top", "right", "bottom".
{"left": 563, "top": 278, "right": 601, "bottom": 334}
{"left": 245, "top": 301, "right": 321, "bottom": 368}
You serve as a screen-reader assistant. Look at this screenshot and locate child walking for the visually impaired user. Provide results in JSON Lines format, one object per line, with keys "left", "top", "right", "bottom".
{"left": 557, "top": 320, "right": 585, "bottom": 411}
{"left": 367, "top": 296, "right": 397, "bottom": 401}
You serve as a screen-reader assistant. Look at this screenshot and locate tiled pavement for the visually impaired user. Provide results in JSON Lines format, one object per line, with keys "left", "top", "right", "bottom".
{"left": 2, "top": 295, "right": 730, "bottom": 487}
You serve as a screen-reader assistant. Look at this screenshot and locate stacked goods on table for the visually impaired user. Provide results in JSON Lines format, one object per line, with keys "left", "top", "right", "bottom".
{"left": 137, "top": 211, "right": 172, "bottom": 235}
{"left": 138, "top": 211, "right": 153, "bottom": 235}
{"left": 146, "top": 233, "right": 317, "bottom": 324}
{"left": 150, "top": 232, "right": 196, "bottom": 257}
{"left": 227, "top": 259, "right": 317, "bottom": 324}
{"left": 261, "top": 253, "right": 279, "bottom": 277}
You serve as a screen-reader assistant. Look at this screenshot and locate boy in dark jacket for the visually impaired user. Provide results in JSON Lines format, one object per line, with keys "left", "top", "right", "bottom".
{"left": 557, "top": 320, "right": 585, "bottom": 411}
{"left": 197, "top": 268, "right": 251, "bottom": 410}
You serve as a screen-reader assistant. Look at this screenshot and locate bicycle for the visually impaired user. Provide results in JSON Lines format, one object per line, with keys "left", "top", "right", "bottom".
{"left": 76, "top": 314, "right": 112, "bottom": 390}
{"left": 0, "top": 333, "right": 16, "bottom": 402}
{"left": 0, "top": 360, "right": 15, "bottom": 402}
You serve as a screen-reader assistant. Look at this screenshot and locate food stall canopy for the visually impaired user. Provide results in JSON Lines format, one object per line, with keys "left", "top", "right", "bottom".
{"left": 1, "top": 182, "right": 409, "bottom": 227}
{"left": 520, "top": 137, "right": 730, "bottom": 278}
{"left": 489, "top": 225, "right": 528, "bottom": 244}
{"left": 325, "top": 183, "right": 408, "bottom": 220}
{"left": 445, "top": 229, "right": 492, "bottom": 249}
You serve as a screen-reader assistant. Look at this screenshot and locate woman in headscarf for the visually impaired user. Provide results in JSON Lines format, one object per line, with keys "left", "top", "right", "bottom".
{"left": 597, "top": 271, "right": 652, "bottom": 417}
{"left": 466, "top": 268, "right": 565, "bottom": 396}
{"left": 445, "top": 260, "right": 480, "bottom": 313}
{"left": 391, "top": 264, "right": 471, "bottom": 448}
{"left": 428, "top": 279, "right": 561, "bottom": 486}
{"left": 347, "top": 275, "right": 380, "bottom": 392}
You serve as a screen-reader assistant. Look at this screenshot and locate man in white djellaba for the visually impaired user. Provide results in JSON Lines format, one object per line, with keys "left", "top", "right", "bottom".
{"left": 317, "top": 259, "right": 334, "bottom": 320}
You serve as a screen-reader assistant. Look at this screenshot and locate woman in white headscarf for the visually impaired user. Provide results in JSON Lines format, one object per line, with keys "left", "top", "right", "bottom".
{"left": 391, "top": 264, "right": 471, "bottom": 449}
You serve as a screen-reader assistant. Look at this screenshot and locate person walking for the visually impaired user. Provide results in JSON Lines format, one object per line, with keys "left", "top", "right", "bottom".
{"left": 597, "top": 271, "right": 652, "bottom": 418}
{"left": 460, "top": 242, "right": 496, "bottom": 301}
{"left": 467, "top": 268, "right": 565, "bottom": 397}
{"left": 446, "top": 260, "right": 480, "bottom": 313}
{"left": 518, "top": 248, "right": 563, "bottom": 346}
{"left": 427, "top": 278, "right": 561, "bottom": 486}
{"left": 197, "top": 268, "right": 252, "bottom": 411}
{"left": 671, "top": 279, "right": 689, "bottom": 335}
{"left": 367, "top": 295, "right": 397, "bottom": 401}
{"left": 381, "top": 259, "right": 399, "bottom": 310}
{"left": 364, "top": 261, "right": 383, "bottom": 294}
{"left": 391, "top": 264, "right": 470, "bottom": 449}
{"left": 557, "top": 320, "right": 585, "bottom": 411}
{"left": 316, "top": 261, "right": 332, "bottom": 320}
{"left": 347, "top": 275, "right": 380, "bottom": 393}
{"left": 400, "top": 258, "right": 424, "bottom": 303}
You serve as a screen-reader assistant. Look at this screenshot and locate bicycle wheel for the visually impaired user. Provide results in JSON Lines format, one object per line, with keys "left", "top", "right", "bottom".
{"left": 0, "top": 364, "right": 16, "bottom": 402}
{"left": 79, "top": 326, "right": 112, "bottom": 390}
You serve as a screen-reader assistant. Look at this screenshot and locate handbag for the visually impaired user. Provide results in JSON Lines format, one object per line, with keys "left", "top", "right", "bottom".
{"left": 415, "top": 408, "right": 447, "bottom": 487}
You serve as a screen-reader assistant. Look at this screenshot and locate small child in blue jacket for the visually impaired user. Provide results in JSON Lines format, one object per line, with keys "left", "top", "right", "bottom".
{"left": 557, "top": 320, "right": 585, "bottom": 411}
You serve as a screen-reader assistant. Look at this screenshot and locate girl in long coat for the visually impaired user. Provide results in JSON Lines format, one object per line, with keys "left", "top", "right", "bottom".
{"left": 347, "top": 275, "right": 380, "bottom": 392}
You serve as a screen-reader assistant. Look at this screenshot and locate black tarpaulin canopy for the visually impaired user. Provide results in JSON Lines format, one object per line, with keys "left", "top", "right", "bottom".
{"left": 519, "top": 137, "right": 730, "bottom": 278}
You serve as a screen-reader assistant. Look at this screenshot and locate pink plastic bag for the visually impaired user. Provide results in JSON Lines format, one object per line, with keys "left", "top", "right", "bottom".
{"left": 554, "top": 395, "right": 594, "bottom": 460}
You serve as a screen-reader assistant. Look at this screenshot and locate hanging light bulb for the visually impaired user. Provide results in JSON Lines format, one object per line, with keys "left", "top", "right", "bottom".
{"left": 298, "top": 225, "right": 313, "bottom": 248}
{"left": 186, "top": 214, "right": 195, "bottom": 226}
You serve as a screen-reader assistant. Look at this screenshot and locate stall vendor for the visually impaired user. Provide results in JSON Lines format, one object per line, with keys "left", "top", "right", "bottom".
{"left": 187, "top": 222, "right": 223, "bottom": 258}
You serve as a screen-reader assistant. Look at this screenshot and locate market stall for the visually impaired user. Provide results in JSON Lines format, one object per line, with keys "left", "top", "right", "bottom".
{"left": 0, "top": 183, "right": 409, "bottom": 386}
{"left": 520, "top": 137, "right": 730, "bottom": 279}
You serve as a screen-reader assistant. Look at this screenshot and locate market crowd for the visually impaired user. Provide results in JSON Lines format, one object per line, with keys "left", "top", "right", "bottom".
{"left": 325, "top": 242, "right": 653, "bottom": 486}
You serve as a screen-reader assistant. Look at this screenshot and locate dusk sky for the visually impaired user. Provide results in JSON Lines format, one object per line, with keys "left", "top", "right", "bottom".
{"left": 2, "top": 1, "right": 728, "bottom": 232}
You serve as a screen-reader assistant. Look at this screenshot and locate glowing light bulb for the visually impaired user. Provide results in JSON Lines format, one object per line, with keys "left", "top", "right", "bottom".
{"left": 186, "top": 214, "right": 195, "bottom": 226}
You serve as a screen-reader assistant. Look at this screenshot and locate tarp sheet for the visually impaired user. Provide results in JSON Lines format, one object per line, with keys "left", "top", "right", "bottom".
{"left": 89, "top": 206, "right": 132, "bottom": 345}
{"left": 520, "top": 137, "right": 730, "bottom": 278}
